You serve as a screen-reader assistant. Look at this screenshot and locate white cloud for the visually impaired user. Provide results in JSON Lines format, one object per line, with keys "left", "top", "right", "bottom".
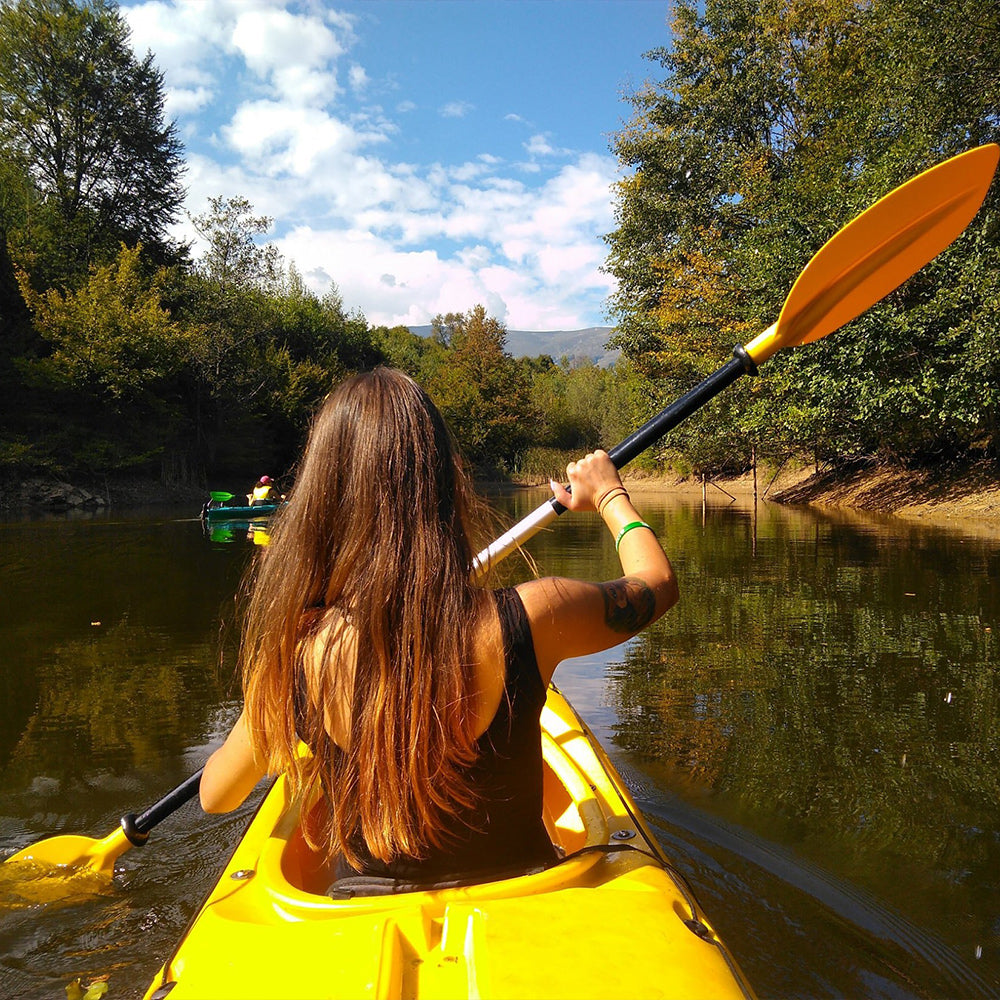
{"left": 166, "top": 86, "right": 215, "bottom": 118}
{"left": 348, "top": 64, "right": 369, "bottom": 92}
{"left": 440, "top": 100, "right": 474, "bottom": 119}
{"left": 124, "top": 0, "right": 619, "bottom": 330}
{"left": 123, "top": 1, "right": 229, "bottom": 82}
{"left": 221, "top": 102, "right": 378, "bottom": 176}
{"left": 523, "top": 132, "right": 575, "bottom": 159}
{"left": 264, "top": 147, "right": 619, "bottom": 329}
{"left": 230, "top": 7, "right": 346, "bottom": 104}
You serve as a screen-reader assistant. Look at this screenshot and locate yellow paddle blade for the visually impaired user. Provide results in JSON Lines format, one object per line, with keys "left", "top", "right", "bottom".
{"left": 0, "top": 862, "right": 114, "bottom": 910}
{"left": 3, "top": 827, "right": 130, "bottom": 877}
{"left": 745, "top": 144, "right": 999, "bottom": 364}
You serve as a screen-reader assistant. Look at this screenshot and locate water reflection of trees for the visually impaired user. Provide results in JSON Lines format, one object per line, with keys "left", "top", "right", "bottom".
{"left": 608, "top": 505, "right": 1000, "bottom": 882}
{"left": 0, "top": 519, "right": 246, "bottom": 789}
{"left": 4, "top": 617, "right": 239, "bottom": 789}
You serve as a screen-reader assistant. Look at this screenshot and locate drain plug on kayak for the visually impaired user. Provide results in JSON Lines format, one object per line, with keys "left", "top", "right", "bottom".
{"left": 230, "top": 869, "right": 255, "bottom": 881}
{"left": 610, "top": 829, "right": 635, "bottom": 840}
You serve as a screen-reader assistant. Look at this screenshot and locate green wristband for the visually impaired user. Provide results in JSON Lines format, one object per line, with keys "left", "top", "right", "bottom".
{"left": 615, "top": 520, "right": 653, "bottom": 552}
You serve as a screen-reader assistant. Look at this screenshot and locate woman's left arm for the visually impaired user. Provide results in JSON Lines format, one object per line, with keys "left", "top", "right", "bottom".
{"left": 199, "top": 709, "right": 267, "bottom": 813}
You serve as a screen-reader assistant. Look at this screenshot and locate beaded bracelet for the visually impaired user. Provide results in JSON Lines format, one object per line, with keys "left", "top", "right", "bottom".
{"left": 615, "top": 520, "right": 654, "bottom": 552}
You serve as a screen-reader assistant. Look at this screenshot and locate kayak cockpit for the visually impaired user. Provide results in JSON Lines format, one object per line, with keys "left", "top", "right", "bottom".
{"left": 271, "top": 699, "right": 631, "bottom": 902}
{"left": 144, "top": 688, "right": 754, "bottom": 999}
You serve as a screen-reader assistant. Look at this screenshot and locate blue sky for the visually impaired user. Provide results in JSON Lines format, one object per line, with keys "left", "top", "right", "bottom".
{"left": 119, "top": 0, "right": 673, "bottom": 332}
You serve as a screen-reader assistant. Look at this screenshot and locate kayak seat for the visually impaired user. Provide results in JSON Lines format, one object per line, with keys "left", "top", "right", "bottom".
{"left": 323, "top": 842, "right": 655, "bottom": 898}
{"left": 326, "top": 861, "right": 556, "bottom": 899}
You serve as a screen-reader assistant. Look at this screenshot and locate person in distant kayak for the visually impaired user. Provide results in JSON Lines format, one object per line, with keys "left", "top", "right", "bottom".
{"left": 200, "top": 368, "right": 678, "bottom": 889}
{"left": 248, "top": 476, "right": 273, "bottom": 506}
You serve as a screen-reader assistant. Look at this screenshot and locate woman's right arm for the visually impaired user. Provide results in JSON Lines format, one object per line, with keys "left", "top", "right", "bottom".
{"left": 516, "top": 450, "right": 679, "bottom": 685}
{"left": 199, "top": 709, "right": 267, "bottom": 813}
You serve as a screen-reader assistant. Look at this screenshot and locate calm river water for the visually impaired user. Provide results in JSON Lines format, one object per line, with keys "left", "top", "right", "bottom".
{"left": 1, "top": 489, "right": 999, "bottom": 999}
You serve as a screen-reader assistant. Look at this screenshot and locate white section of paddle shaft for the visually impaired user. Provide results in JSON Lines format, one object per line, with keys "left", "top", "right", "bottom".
{"left": 472, "top": 499, "right": 560, "bottom": 580}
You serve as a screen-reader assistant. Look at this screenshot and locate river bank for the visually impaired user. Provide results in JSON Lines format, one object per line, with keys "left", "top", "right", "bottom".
{"left": 0, "top": 474, "right": 206, "bottom": 512}
{"left": 6, "top": 461, "right": 1000, "bottom": 534}
{"left": 615, "top": 459, "right": 1000, "bottom": 537}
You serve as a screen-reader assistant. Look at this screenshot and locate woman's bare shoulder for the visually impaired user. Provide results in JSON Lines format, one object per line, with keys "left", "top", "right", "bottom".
{"left": 514, "top": 576, "right": 596, "bottom": 613}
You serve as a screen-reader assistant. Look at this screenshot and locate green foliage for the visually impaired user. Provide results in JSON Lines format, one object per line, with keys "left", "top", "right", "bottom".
{"left": 18, "top": 245, "right": 194, "bottom": 404}
{"left": 426, "top": 305, "right": 536, "bottom": 470}
{"left": 0, "top": 0, "right": 185, "bottom": 284}
{"left": 15, "top": 244, "right": 196, "bottom": 472}
{"left": 606, "top": 0, "right": 1000, "bottom": 473}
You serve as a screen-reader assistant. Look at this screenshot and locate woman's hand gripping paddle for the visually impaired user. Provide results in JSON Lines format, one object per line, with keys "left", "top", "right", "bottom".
{"left": 473, "top": 144, "right": 999, "bottom": 576}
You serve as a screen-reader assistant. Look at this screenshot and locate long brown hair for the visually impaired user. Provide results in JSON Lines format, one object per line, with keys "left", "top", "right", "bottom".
{"left": 241, "top": 368, "right": 491, "bottom": 865}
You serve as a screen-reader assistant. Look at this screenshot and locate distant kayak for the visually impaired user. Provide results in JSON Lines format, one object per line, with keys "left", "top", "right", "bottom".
{"left": 201, "top": 502, "right": 282, "bottom": 523}
{"left": 200, "top": 489, "right": 285, "bottom": 523}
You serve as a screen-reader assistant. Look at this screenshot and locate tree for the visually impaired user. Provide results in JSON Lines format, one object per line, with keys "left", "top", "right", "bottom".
{"left": 606, "top": 0, "right": 1000, "bottom": 471}
{"left": 0, "top": 159, "right": 33, "bottom": 348}
{"left": 178, "top": 195, "right": 385, "bottom": 474}
{"left": 0, "top": 0, "right": 185, "bottom": 285}
{"left": 427, "top": 305, "right": 536, "bottom": 469}
{"left": 16, "top": 243, "right": 198, "bottom": 473}
{"left": 191, "top": 196, "right": 282, "bottom": 292}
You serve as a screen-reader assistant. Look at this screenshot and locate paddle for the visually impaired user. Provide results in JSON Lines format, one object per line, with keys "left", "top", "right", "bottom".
{"left": 209, "top": 491, "right": 235, "bottom": 503}
{"left": 473, "top": 143, "right": 999, "bottom": 575}
{"left": 3, "top": 768, "right": 204, "bottom": 875}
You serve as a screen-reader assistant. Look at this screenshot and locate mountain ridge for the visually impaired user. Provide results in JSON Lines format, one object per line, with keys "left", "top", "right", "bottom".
{"left": 408, "top": 325, "right": 617, "bottom": 366}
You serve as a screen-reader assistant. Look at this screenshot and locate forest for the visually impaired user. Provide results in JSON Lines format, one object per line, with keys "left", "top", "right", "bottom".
{"left": 1, "top": 0, "right": 998, "bottom": 492}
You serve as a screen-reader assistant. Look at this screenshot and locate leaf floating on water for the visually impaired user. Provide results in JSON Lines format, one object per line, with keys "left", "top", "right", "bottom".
{"left": 66, "top": 975, "right": 109, "bottom": 1000}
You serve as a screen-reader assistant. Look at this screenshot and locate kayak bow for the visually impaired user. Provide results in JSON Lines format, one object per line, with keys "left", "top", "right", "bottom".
{"left": 143, "top": 686, "right": 753, "bottom": 1000}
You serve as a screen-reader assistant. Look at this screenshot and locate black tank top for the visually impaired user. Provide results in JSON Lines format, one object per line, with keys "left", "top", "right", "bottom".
{"left": 302, "top": 587, "right": 558, "bottom": 883}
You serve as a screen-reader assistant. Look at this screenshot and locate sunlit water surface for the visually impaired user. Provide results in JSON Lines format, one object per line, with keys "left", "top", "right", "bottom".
{"left": 1, "top": 491, "right": 998, "bottom": 999}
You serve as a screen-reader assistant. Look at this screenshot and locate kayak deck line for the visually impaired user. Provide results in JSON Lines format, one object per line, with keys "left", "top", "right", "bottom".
{"left": 143, "top": 687, "right": 754, "bottom": 1000}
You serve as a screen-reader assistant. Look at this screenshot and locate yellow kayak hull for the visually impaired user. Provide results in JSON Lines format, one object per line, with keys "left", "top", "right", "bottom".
{"left": 144, "top": 687, "right": 753, "bottom": 1000}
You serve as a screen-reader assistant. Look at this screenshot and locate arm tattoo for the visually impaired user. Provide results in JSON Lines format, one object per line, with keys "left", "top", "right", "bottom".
{"left": 599, "top": 577, "right": 657, "bottom": 634}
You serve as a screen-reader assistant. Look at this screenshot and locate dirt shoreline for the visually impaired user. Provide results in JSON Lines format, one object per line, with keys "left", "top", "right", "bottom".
{"left": 8, "top": 462, "right": 1000, "bottom": 537}
{"left": 607, "top": 461, "right": 1000, "bottom": 536}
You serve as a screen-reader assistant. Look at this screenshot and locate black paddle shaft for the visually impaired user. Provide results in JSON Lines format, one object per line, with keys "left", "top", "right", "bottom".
{"left": 549, "top": 345, "right": 758, "bottom": 514}
{"left": 121, "top": 767, "right": 205, "bottom": 847}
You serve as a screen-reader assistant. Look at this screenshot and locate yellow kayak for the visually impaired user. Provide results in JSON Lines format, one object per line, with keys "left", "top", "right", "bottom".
{"left": 143, "top": 686, "right": 753, "bottom": 1000}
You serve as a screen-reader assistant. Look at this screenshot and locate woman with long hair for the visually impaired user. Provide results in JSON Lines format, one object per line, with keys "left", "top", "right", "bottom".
{"left": 200, "top": 367, "right": 677, "bottom": 886}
